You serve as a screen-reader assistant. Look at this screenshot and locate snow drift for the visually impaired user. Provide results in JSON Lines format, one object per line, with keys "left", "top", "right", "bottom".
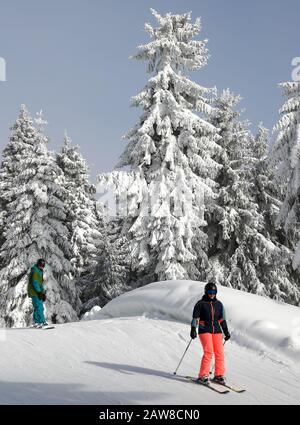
{"left": 84, "top": 280, "right": 300, "bottom": 364}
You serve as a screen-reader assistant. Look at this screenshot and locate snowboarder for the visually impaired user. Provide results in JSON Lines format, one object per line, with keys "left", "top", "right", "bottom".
{"left": 27, "top": 259, "right": 48, "bottom": 328}
{"left": 190, "top": 283, "right": 231, "bottom": 385}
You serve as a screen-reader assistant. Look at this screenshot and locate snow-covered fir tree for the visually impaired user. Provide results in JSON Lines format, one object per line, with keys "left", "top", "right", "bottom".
{"left": 79, "top": 217, "right": 132, "bottom": 313}
{"left": 79, "top": 171, "right": 133, "bottom": 313}
{"left": 252, "top": 125, "right": 300, "bottom": 303}
{"left": 56, "top": 132, "right": 102, "bottom": 278}
{"left": 206, "top": 89, "right": 262, "bottom": 291}
{"left": 272, "top": 81, "right": 300, "bottom": 273}
{"left": 272, "top": 82, "right": 300, "bottom": 188}
{"left": 118, "top": 9, "right": 221, "bottom": 283}
{"left": 253, "top": 125, "right": 281, "bottom": 237}
{"left": 0, "top": 105, "right": 80, "bottom": 327}
{"left": 207, "top": 90, "right": 300, "bottom": 304}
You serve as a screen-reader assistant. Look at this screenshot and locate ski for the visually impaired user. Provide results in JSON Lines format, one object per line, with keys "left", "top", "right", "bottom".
{"left": 184, "top": 376, "right": 230, "bottom": 394}
{"left": 210, "top": 379, "right": 246, "bottom": 393}
{"left": 39, "top": 326, "right": 55, "bottom": 330}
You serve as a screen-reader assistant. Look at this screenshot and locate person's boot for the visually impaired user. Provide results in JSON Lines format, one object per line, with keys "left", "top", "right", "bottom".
{"left": 213, "top": 376, "right": 226, "bottom": 385}
{"left": 196, "top": 376, "right": 209, "bottom": 385}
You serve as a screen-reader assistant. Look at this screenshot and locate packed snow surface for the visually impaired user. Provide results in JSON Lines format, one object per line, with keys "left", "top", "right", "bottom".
{"left": 1, "top": 280, "right": 300, "bottom": 405}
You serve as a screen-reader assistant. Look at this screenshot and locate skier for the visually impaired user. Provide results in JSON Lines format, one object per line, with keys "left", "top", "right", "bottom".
{"left": 27, "top": 259, "right": 48, "bottom": 328}
{"left": 190, "top": 283, "right": 231, "bottom": 385}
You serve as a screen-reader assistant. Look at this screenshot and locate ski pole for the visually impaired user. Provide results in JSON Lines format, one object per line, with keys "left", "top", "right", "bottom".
{"left": 210, "top": 340, "right": 226, "bottom": 376}
{"left": 173, "top": 339, "right": 193, "bottom": 376}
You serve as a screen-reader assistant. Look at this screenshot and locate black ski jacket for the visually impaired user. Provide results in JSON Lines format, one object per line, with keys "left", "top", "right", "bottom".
{"left": 191, "top": 295, "right": 229, "bottom": 336}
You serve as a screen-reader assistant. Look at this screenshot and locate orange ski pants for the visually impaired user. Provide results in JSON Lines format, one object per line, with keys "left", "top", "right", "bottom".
{"left": 199, "top": 333, "right": 225, "bottom": 378}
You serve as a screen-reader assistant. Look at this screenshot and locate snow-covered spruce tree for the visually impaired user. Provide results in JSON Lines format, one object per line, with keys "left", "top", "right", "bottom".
{"left": 0, "top": 105, "right": 80, "bottom": 327}
{"left": 118, "top": 9, "right": 221, "bottom": 283}
{"left": 272, "top": 81, "right": 300, "bottom": 274}
{"left": 272, "top": 82, "right": 300, "bottom": 190}
{"left": 206, "top": 89, "right": 262, "bottom": 291}
{"left": 79, "top": 218, "right": 132, "bottom": 313}
{"left": 79, "top": 171, "right": 134, "bottom": 313}
{"left": 252, "top": 125, "right": 283, "bottom": 239}
{"left": 56, "top": 132, "right": 102, "bottom": 278}
{"left": 206, "top": 90, "right": 300, "bottom": 303}
{"left": 251, "top": 125, "right": 300, "bottom": 304}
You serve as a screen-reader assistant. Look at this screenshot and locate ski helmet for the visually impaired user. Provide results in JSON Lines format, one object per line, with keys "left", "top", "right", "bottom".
{"left": 204, "top": 282, "right": 217, "bottom": 295}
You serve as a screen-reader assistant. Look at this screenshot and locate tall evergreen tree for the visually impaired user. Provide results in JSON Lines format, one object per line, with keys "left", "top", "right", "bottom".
{"left": 79, "top": 170, "right": 134, "bottom": 313}
{"left": 56, "top": 132, "right": 102, "bottom": 278}
{"left": 207, "top": 90, "right": 262, "bottom": 290}
{"left": 207, "top": 90, "right": 300, "bottom": 304}
{"left": 79, "top": 217, "right": 132, "bottom": 313}
{"left": 118, "top": 9, "right": 221, "bottom": 283}
{"left": 272, "top": 81, "right": 300, "bottom": 273}
{"left": 252, "top": 125, "right": 300, "bottom": 304}
{"left": 0, "top": 106, "right": 80, "bottom": 327}
{"left": 253, "top": 125, "right": 281, "bottom": 238}
{"left": 272, "top": 81, "right": 300, "bottom": 188}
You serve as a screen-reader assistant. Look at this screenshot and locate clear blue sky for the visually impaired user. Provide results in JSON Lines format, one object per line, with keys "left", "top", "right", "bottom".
{"left": 0, "top": 0, "right": 299, "bottom": 182}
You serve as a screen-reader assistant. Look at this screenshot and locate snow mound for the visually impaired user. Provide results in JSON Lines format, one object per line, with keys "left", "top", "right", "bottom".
{"left": 87, "top": 280, "right": 300, "bottom": 364}
{"left": 82, "top": 306, "right": 101, "bottom": 320}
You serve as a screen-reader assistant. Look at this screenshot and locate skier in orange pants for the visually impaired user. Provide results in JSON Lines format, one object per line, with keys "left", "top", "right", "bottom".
{"left": 190, "top": 283, "right": 231, "bottom": 385}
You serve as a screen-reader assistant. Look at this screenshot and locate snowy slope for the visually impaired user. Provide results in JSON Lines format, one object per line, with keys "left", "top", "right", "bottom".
{"left": 0, "top": 280, "right": 300, "bottom": 405}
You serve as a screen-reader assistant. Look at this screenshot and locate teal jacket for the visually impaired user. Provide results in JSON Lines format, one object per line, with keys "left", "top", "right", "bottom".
{"left": 27, "top": 265, "right": 45, "bottom": 298}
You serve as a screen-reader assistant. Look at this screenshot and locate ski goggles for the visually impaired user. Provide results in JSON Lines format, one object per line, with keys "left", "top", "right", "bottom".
{"left": 207, "top": 290, "right": 217, "bottom": 295}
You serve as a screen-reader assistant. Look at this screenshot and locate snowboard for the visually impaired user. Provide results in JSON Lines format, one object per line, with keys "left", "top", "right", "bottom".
{"left": 7, "top": 325, "right": 55, "bottom": 330}
{"left": 38, "top": 326, "right": 55, "bottom": 330}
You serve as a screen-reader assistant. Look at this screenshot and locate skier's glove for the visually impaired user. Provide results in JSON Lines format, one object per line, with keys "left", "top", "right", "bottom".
{"left": 38, "top": 292, "right": 46, "bottom": 302}
{"left": 221, "top": 320, "right": 230, "bottom": 341}
{"left": 190, "top": 326, "right": 197, "bottom": 340}
{"left": 224, "top": 333, "right": 231, "bottom": 342}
